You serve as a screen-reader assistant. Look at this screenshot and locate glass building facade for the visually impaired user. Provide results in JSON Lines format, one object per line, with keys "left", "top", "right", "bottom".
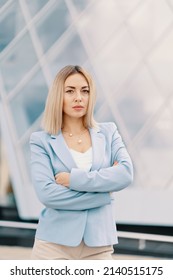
{"left": 0, "top": 0, "right": 173, "bottom": 223}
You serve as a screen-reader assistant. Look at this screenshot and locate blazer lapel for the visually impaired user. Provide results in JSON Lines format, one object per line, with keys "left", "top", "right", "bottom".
{"left": 89, "top": 127, "right": 106, "bottom": 171}
{"left": 49, "top": 131, "right": 77, "bottom": 171}
{"left": 49, "top": 128, "right": 106, "bottom": 172}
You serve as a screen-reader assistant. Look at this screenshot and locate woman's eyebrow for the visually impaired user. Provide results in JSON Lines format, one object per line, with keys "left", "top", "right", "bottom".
{"left": 65, "top": 86, "right": 89, "bottom": 89}
{"left": 65, "top": 86, "right": 75, "bottom": 89}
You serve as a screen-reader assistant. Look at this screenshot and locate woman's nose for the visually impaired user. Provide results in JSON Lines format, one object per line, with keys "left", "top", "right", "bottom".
{"left": 74, "top": 91, "right": 82, "bottom": 101}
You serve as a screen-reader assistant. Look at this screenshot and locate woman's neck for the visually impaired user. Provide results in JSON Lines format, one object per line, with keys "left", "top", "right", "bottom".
{"left": 62, "top": 118, "right": 86, "bottom": 134}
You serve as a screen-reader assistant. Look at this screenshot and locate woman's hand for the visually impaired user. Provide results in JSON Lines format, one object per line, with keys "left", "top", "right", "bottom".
{"left": 55, "top": 162, "right": 118, "bottom": 188}
{"left": 55, "top": 172, "right": 70, "bottom": 187}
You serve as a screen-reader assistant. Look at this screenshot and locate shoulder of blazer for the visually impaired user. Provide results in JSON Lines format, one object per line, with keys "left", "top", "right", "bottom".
{"left": 97, "top": 122, "right": 118, "bottom": 135}
{"left": 30, "top": 130, "right": 51, "bottom": 145}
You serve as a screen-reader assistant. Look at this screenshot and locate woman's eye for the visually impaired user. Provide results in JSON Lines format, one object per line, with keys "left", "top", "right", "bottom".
{"left": 82, "top": 90, "right": 89, "bottom": 94}
{"left": 66, "top": 90, "right": 74, "bottom": 94}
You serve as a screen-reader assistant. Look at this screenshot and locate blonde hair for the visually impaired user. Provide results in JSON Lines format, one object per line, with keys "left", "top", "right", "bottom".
{"left": 42, "top": 65, "right": 98, "bottom": 134}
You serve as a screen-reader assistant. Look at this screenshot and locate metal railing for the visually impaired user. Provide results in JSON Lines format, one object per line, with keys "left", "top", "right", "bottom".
{"left": 1, "top": 220, "right": 173, "bottom": 243}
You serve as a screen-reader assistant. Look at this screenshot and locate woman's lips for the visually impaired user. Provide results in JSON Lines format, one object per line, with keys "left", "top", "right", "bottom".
{"left": 72, "top": 106, "right": 84, "bottom": 110}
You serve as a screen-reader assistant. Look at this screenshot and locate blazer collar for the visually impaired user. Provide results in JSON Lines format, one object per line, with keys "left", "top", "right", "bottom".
{"left": 89, "top": 127, "right": 106, "bottom": 171}
{"left": 50, "top": 131, "right": 77, "bottom": 171}
{"left": 49, "top": 127, "right": 106, "bottom": 171}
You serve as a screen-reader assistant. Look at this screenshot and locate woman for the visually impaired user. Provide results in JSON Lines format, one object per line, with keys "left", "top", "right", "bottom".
{"left": 30, "top": 65, "right": 133, "bottom": 260}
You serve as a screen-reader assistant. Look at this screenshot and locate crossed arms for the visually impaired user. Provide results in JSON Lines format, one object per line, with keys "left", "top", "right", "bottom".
{"left": 30, "top": 124, "right": 133, "bottom": 211}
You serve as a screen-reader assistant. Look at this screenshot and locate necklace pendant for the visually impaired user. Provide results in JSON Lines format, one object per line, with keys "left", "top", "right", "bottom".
{"left": 78, "top": 139, "right": 82, "bottom": 144}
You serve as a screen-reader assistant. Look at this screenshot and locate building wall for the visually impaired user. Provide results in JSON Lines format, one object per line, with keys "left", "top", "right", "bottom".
{"left": 0, "top": 0, "right": 173, "bottom": 223}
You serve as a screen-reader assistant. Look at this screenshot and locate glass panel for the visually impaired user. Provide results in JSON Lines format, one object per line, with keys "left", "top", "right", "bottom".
{"left": 48, "top": 31, "right": 88, "bottom": 77}
{"left": 36, "top": 0, "right": 72, "bottom": 52}
{"left": 127, "top": 0, "right": 173, "bottom": 52}
{"left": 10, "top": 70, "right": 48, "bottom": 138}
{"left": 21, "top": 130, "right": 40, "bottom": 177}
{"left": 0, "top": 0, "right": 8, "bottom": 9}
{"left": 117, "top": 66, "right": 164, "bottom": 138}
{"left": 72, "top": 0, "right": 94, "bottom": 12}
{"left": 21, "top": 140, "right": 33, "bottom": 176}
{"left": 76, "top": 0, "right": 123, "bottom": 52}
{"left": 147, "top": 28, "right": 173, "bottom": 94}
{"left": 116, "top": 0, "right": 141, "bottom": 16}
{"left": 95, "top": 103, "right": 115, "bottom": 123}
{"left": 0, "top": 32, "right": 37, "bottom": 93}
{"left": 94, "top": 26, "right": 141, "bottom": 92}
{"left": 135, "top": 106, "right": 173, "bottom": 190}
{"left": 168, "top": 0, "right": 173, "bottom": 6}
{"left": 0, "top": 0, "right": 25, "bottom": 52}
{"left": 26, "top": 0, "right": 48, "bottom": 17}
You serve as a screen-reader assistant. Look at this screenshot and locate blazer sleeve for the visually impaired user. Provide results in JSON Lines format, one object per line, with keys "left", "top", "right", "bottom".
{"left": 69, "top": 123, "right": 133, "bottom": 193}
{"left": 30, "top": 133, "right": 111, "bottom": 211}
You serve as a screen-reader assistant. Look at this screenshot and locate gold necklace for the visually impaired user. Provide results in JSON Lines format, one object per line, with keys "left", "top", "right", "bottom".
{"left": 62, "top": 128, "right": 87, "bottom": 144}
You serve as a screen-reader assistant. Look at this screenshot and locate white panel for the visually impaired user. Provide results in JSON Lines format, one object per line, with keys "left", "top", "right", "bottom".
{"left": 115, "top": 189, "right": 173, "bottom": 226}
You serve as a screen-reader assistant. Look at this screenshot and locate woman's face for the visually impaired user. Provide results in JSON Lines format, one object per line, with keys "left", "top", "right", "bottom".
{"left": 63, "top": 73, "right": 89, "bottom": 120}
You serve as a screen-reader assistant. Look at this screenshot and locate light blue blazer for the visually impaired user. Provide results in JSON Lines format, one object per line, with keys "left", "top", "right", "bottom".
{"left": 30, "top": 122, "right": 133, "bottom": 247}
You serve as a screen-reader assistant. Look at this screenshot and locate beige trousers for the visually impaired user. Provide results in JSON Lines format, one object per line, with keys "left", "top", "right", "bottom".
{"left": 31, "top": 239, "right": 114, "bottom": 260}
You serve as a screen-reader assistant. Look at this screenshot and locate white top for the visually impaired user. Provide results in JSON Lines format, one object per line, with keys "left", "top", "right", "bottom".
{"left": 69, "top": 147, "right": 92, "bottom": 171}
